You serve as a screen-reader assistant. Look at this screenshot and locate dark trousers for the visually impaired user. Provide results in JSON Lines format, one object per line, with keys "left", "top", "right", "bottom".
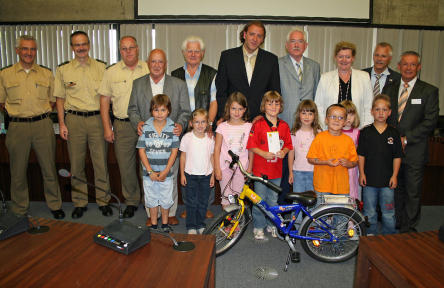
{"left": 278, "top": 155, "right": 290, "bottom": 205}
{"left": 184, "top": 173, "right": 211, "bottom": 230}
{"left": 395, "top": 162, "right": 425, "bottom": 232}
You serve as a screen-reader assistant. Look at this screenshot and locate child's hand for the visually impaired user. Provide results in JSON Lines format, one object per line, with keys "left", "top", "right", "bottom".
{"left": 246, "top": 166, "right": 252, "bottom": 174}
{"left": 180, "top": 173, "right": 187, "bottom": 186}
{"left": 359, "top": 173, "right": 366, "bottom": 186}
{"left": 149, "top": 172, "right": 159, "bottom": 181}
{"left": 210, "top": 174, "right": 215, "bottom": 187}
{"left": 276, "top": 150, "right": 286, "bottom": 159}
{"left": 262, "top": 151, "right": 276, "bottom": 160}
{"left": 389, "top": 175, "right": 397, "bottom": 189}
{"left": 326, "top": 158, "right": 339, "bottom": 167}
{"left": 215, "top": 168, "right": 222, "bottom": 181}
{"left": 158, "top": 170, "right": 168, "bottom": 181}
{"left": 288, "top": 171, "right": 293, "bottom": 184}
{"left": 338, "top": 158, "right": 355, "bottom": 168}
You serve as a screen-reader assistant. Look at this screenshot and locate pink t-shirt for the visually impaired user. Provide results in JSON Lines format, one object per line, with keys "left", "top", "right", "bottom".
{"left": 216, "top": 121, "right": 252, "bottom": 171}
{"left": 179, "top": 132, "right": 215, "bottom": 176}
{"left": 291, "top": 130, "right": 315, "bottom": 172}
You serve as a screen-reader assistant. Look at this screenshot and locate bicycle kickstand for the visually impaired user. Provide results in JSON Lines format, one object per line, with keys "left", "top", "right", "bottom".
{"left": 284, "top": 248, "right": 300, "bottom": 272}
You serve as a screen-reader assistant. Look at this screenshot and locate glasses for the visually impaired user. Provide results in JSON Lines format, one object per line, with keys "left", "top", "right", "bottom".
{"left": 186, "top": 50, "right": 201, "bottom": 55}
{"left": 327, "top": 115, "right": 345, "bottom": 121}
{"left": 72, "top": 42, "right": 89, "bottom": 48}
{"left": 19, "top": 47, "right": 37, "bottom": 52}
{"left": 121, "top": 46, "right": 137, "bottom": 52}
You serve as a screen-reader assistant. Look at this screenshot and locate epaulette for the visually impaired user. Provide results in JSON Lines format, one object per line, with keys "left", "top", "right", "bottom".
{"left": 106, "top": 63, "right": 116, "bottom": 70}
{"left": 96, "top": 59, "right": 107, "bottom": 65}
{"left": 58, "top": 60, "right": 70, "bottom": 67}
{"left": 39, "top": 64, "right": 52, "bottom": 71}
{"left": 0, "top": 64, "right": 13, "bottom": 71}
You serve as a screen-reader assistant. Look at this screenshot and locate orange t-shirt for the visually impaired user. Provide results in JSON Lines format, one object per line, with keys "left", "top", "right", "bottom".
{"left": 307, "top": 131, "right": 358, "bottom": 195}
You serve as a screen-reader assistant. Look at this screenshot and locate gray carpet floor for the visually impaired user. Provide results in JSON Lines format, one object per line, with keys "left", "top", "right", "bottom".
{"left": 21, "top": 202, "right": 444, "bottom": 288}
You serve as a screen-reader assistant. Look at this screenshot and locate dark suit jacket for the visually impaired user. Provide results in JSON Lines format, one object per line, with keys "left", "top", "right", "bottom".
{"left": 363, "top": 67, "right": 401, "bottom": 90}
{"left": 383, "top": 78, "right": 439, "bottom": 164}
{"left": 127, "top": 74, "right": 191, "bottom": 132}
{"left": 215, "top": 46, "right": 280, "bottom": 120}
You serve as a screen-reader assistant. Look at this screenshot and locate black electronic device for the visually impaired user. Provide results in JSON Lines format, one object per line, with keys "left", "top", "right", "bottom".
{"left": 0, "top": 210, "right": 29, "bottom": 240}
{"left": 58, "top": 169, "right": 151, "bottom": 255}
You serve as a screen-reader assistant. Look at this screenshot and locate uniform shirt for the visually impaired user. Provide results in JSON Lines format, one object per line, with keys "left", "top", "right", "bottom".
{"left": 0, "top": 63, "right": 54, "bottom": 117}
{"left": 357, "top": 124, "right": 403, "bottom": 188}
{"left": 136, "top": 117, "right": 179, "bottom": 178}
{"left": 307, "top": 131, "right": 358, "bottom": 194}
{"left": 246, "top": 117, "right": 292, "bottom": 179}
{"left": 98, "top": 60, "right": 149, "bottom": 118}
{"left": 54, "top": 58, "right": 105, "bottom": 111}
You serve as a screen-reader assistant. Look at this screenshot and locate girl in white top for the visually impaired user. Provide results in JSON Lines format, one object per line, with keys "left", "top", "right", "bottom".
{"left": 180, "top": 109, "right": 215, "bottom": 234}
{"left": 288, "top": 100, "right": 322, "bottom": 194}
{"left": 214, "top": 92, "right": 253, "bottom": 210}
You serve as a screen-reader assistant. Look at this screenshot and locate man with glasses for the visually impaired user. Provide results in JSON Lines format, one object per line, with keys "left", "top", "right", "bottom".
{"left": 171, "top": 36, "right": 217, "bottom": 219}
{"left": 0, "top": 35, "right": 64, "bottom": 219}
{"left": 55, "top": 31, "right": 111, "bottom": 219}
{"left": 99, "top": 36, "right": 149, "bottom": 218}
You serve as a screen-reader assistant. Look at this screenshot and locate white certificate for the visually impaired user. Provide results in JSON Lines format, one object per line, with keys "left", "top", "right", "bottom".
{"left": 267, "top": 131, "right": 280, "bottom": 153}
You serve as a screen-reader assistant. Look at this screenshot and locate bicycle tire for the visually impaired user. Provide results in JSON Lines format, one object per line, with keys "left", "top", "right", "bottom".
{"left": 299, "top": 207, "right": 366, "bottom": 263}
{"left": 203, "top": 208, "right": 249, "bottom": 256}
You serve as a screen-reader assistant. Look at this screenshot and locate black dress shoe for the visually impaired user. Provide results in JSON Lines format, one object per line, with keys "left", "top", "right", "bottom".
{"left": 99, "top": 205, "right": 113, "bottom": 217}
{"left": 72, "top": 207, "right": 87, "bottom": 219}
{"left": 123, "top": 205, "right": 137, "bottom": 218}
{"left": 51, "top": 209, "right": 65, "bottom": 220}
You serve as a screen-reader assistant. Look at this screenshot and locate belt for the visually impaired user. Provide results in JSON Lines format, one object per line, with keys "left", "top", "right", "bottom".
{"left": 114, "top": 117, "right": 130, "bottom": 122}
{"left": 67, "top": 110, "right": 100, "bottom": 117}
{"left": 9, "top": 113, "right": 49, "bottom": 122}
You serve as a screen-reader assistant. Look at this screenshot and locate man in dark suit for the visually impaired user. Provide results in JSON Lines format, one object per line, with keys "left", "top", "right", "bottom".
{"left": 215, "top": 21, "right": 280, "bottom": 121}
{"left": 383, "top": 51, "right": 439, "bottom": 233}
{"left": 363, "top": 42, "right": 401, "bottom": 97}
{"left": 128, "top": 49, "right": 191, "bottom": 226}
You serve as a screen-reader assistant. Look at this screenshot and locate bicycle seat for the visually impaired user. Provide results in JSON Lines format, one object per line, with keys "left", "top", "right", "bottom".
{"left": 285, "top": 191, "right": 317, "bottom": 207}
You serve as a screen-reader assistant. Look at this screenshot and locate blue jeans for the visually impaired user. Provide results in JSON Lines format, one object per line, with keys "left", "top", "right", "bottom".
{"left": 253, "top": 178, "right": 280, "bottom": 229}
{"left": 292, "top": 170, "right": 314, "bottom": 193}
{"left": 363, "top": 186, "right": 396, "bottom": 235}
{"left": 184, "top": 173, "right": 211, "bottom": 230}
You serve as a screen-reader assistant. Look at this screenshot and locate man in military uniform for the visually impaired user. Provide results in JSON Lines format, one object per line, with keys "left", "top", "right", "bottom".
{"left": 0, "top": 35, "right": 64, "bottom": 219}
{"left": 99, "top": 36, "right": 149, "bottom": 218}
{"left": 54, "top": 31, "right": 111, "bottom": 219}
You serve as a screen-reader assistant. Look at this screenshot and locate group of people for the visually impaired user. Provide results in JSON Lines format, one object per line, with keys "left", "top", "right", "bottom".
{"left": 0, "top": 20, "right": 438, "bottom": 236}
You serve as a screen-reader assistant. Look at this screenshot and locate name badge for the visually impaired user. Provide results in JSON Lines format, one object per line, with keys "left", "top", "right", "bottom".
{"left": 411, "top": 99, "right": 421, "bottom": 105}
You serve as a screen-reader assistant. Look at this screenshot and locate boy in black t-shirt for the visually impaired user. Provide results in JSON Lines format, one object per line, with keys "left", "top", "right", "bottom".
{"left": 357, "top": 94, "right": 402, "bottom": 235}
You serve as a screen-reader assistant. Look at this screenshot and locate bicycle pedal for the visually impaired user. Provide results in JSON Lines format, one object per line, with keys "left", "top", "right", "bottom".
{"left": 290, "top": 251, "right": 300, "bottom": 263}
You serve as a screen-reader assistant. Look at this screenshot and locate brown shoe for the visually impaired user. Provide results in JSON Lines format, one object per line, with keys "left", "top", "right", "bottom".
{"left": 145, "top": 218, "right": 152, "bottom": 227}
{"left": 168, "top": 216, "right": 179, "bottom": 226}
{"left": 180, "top": 210, "right": 186, "bottom": 218}
{"left": 206, "top": 210, "right": 214, "bottom": 218}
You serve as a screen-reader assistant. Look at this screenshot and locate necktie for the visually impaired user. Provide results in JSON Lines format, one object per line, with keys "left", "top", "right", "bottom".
{"left": 296, "top": 63, "right": 302, "bottom": 82}
{"left": 373, "top": 74, "right": 381, "bottom": 97}
{"left": 246, "top": 55, "right": 253, "bottom": 85}
{"left": 398, "top": 82, "right": 409, "bottom": 122}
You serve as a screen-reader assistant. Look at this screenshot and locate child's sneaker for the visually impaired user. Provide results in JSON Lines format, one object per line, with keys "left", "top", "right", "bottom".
{"left": 188, "top": 229, "right": 197, "bottom": 234}
{"left": 254, "top": 228, "right": 267, "bottom": 240}
{"left": 266, "top": 226, "right": 278, "bottom": 238}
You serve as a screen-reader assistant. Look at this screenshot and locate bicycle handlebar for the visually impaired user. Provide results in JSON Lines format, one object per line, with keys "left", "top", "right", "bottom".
{"left": 228, "top": 150, "right": 282, "bottom": 194}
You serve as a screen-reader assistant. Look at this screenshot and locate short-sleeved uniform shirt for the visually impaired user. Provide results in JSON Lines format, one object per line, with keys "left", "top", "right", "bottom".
{"left": 357, "top": 124, "right": 403, "bottom": 187}
{"left": 307, "top": 131, "right": 358, "bottom": 194}
{"left": 54, "top": 58, "right": 105, "bottom": 111}
{"left": 0, "top": 63, "right": 54, "bottom": 117}
{"left": 136, "top": 117, "right": 179, "bottom": 177}
{"left": 98, "top": 60, "right": 149, "bottom": 118}
{"left": 246, "top": 117, "right": 292, "bottom": 179}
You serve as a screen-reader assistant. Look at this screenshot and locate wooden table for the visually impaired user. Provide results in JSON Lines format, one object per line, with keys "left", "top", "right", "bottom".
{"left": 0, "top": 219, "right": 215, "bottom": 288}
{"left": 354, "top": 231, "right": 444, "bottom": 288}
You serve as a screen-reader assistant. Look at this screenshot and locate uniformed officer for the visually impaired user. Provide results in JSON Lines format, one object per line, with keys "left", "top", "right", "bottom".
{"left": 0, "top": 35, "right": 64, "bottom": 219}
{"left": 99, "top": 36, "right": 149, "bottom": 218}
{"left": 54, "top": 31, "right": 111, "bottom": 219}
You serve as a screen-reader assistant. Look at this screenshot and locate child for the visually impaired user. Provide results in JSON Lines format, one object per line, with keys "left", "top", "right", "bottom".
{"left": 288, "top": 100, "right": 321, "bottom": 195}
{"left": 137, "top": 94, "right": 179, "bottom": 233}
{"left": 307, "top": 104, "right": 358, "bottom": 199}
{"left": 214, "top": 92, "right": 253, "bottom": 211}
{"left": 180, "top": 109, "right": 215, "bottom": 234}
{"left": 358, "top": 94, "right": 402, "bottom": 235}
{"left": 247, "top": 91, "right": 292, "bottom": 240}
{"left": 340, "top": 100, "right": 361, "bottom": 200}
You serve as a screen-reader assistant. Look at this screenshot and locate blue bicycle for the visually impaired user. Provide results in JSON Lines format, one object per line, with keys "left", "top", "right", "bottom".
{"left": 204, "top": 151, "right": 367, "bottom": 269}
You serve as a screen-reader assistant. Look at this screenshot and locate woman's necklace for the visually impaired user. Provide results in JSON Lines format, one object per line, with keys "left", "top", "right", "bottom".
{"left": 338, "top": 72, "right": 351, "bottom": 102}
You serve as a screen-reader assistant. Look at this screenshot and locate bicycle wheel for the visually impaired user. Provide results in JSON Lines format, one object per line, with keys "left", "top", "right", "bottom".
{"left": 203, "top": 208, "right": 249, "bottom": 256}
{"left": 299, "top": 207, "right": 366, "bottom": 263}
